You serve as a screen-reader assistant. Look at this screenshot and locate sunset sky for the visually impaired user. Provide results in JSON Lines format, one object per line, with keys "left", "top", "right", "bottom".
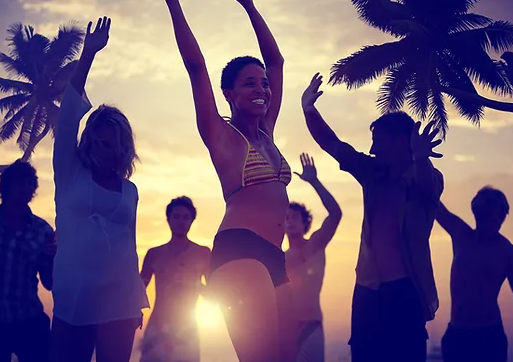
{"left": 1, "top": 0, "right": 513, "bottom": 360}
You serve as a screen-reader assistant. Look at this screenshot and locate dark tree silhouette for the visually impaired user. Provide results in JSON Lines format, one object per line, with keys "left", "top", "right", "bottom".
{"left": 330, "top": 0, "right": 513, "bottom": 135}
{"left": 499, "top": 51, "right": 513, "bottom": 85}
{"left": 0, "top": 22, "right": 84, "bottom": 170}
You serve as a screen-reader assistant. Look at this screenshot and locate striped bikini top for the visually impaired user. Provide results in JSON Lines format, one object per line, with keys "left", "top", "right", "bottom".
{"left": 225, "top": 122, "right": 291, "bottom": 199}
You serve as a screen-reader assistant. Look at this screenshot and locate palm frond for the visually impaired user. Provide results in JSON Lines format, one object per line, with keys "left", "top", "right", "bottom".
{"left": 47, "top": 60, "right": 77, "bottom": 98}
{"left": 501, "top": 51, "right": 513, "bottom": 83}
{"left": 436, "top": 51, "right": 484, "bottom": 124}
{"left": 428, "top": 81, "right": 449, "bottom": 137}
{"left": 330, "top": 39, "right": 412, "bottom": 88}
{"left": 449, "top": 42, "right": 512, "bottom": 96}
{"left": 351, "top": 0, "right": 412, "bottom": 37}
{"left": 502, "top": 51, "right": 513, "bottom": 65}
{"left": 5, "top": 24, "right": 50, "bottom": 83}
{"left": 452, "top": 21, "right": 513, "bottom": 53}
{"left": 0, "top": 104, "right": 28, "bottom": 142}
{"left": 376, "top": 61, "right": 413, "bottom": 113}
{"left": 5, "top": 23, "right": 29, "bottom": 60}
{"left": 449, "top": 13, "right": 493, "bottom": 33}
{"left": 29, "top": 105, "right": 46, "bottom": 141}
{"left": 0, "top": 77, "right": 34, "bottom": 94}
{"left": 46, "top": 102, "right": 60, "bottom": 135}
{"left": 0, "top": 93, "right": 30, "bottom": 115}
{"left": 402, "top": 0, "right": 479, "bottom": 17}
{"left": 406, "top": 55, "right": 433, "bottom": 120}
{"left": 46, "top": 23, "right": 84, "bottom": 75}
{"left": 15, "top": 100, "right": 37, "bottom": 150}
{"left": 0, "top": 53, "right": 33, "bottom": 81}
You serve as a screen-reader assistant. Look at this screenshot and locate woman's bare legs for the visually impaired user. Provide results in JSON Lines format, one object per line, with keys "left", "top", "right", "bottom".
{"left": 210, "top": 259, "right": 281, "bottom": 362}
{"left": 276, "top": 282, "right": 299, "bottom": 362}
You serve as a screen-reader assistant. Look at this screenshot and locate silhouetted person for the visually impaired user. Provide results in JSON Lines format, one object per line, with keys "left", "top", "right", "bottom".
{"left": 163, "top": 0, "right": 297, "bottom": 361}
{"left": 301, "top": 73, "right": 444, "bottom": 362}
{"left": 436, "top": 187, "right": 512, "bottom": 362}
{"left": 50, "top": 17, "right": 148, "bottom": 362}
{"left": 140, "top": 196, "right": 210, "bottom": 362}
{"left": 285, "top": 153, "right": 342, "bottom": 362}
{"left": 0, "top": 160, "right": 55, "bottom": 362}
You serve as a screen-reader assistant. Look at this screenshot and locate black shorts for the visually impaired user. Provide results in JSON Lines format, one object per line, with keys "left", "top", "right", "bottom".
{"left": 442, "top": 323, "right": 507, "bottom": 362}
{"left": 208, "top": 228, "right": 289, "bottom": 287}
{"left": 349, "top": 278, "right": 428, "bottom": 362}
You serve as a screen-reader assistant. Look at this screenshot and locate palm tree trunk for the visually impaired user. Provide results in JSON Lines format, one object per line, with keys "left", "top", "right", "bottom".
{"left": 0, "top": 123, "right": 51, "bottom": 173}
{"left": 442, "top": 88, "right": 513, "bottom": 113}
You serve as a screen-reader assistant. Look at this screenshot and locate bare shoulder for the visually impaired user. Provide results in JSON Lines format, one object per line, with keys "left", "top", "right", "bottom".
{"left": 189, "top": 241, "right": 211, "bottom": 254}
{"left": 146, "top": 244, "right": 167, "bottom": 258}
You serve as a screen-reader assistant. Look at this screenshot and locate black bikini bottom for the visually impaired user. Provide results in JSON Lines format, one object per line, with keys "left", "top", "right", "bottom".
{"left": 208, "top": 228, "right": 289, "bottom": 287}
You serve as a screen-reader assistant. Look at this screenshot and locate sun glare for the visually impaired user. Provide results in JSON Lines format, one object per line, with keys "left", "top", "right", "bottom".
{"left": 195, "top": 297, "right": 224, "bottom": 328}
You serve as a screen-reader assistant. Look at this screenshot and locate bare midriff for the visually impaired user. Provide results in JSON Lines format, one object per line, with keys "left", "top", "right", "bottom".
{"left": 449, "top": 242, "right": 509, "bottom": 328}
{"left": 219, "top": 181, "right": 289, "bottom": 248}
{"left": 450, "top": 279, "right": 503, "bottom": 328}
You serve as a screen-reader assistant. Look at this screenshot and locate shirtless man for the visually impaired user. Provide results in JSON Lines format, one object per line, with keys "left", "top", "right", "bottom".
{"left": 285, "top": 153, "right": 342, "bottom": 362}
{"left": 436, "top": 186, "right": 512, "bottom": 362}
{"left": 140, "top": 196, "right": 210, "bottom": 362}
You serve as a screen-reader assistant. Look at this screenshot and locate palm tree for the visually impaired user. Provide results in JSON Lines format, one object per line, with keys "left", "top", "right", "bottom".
{"left": 0, "top": 22, "right": 84, "bottom": 170}
{"left": 499, "top": 51, "right": 513, "bottom": 83}
{"left": 329, "top": 0, "right": 513, "bottom": 135}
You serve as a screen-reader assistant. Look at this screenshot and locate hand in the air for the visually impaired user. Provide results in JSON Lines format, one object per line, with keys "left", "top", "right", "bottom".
{"left": 235, "top": 0, "right": 254, "bottom": 8}
{"left": 83, "top": 17, "right": 111, "bottom": 57}
{"left": 293, "top": 153, "right": 318, "bottom": 183}
{"left": 302, "top": 73, "right": 324, "bottom": 112}
{"left": 410, "top": 121, "right": 443, "bottom": 160}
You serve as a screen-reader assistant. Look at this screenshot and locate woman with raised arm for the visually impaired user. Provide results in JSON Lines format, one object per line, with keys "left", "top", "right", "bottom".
{"left": 164, "top": 0, "right": 294, "bottom": 361}
{"left": 50, "top": 17, "right": 148, "bottom": 362}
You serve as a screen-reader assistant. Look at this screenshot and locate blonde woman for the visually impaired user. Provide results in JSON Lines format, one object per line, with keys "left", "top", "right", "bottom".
{"left": 50, "top": 17, "right": 148, "bottom": 362}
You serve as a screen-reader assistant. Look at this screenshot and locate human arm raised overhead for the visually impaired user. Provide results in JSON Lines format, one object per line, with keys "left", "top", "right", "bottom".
{"left": 53, "top": 17, "right": 109, "bottom": 184}
{"left": 301, "top": 73, "right": 372, "bottom": 182}
{"left": 164, "top": 0, "right": 227, "bottom": 150}
{"left": 436, "top": 201, "right": 473, "bottom": 250}
{"left": 235, "top": 0, "right": 284, "bottom": 136}
{"left": 294, "top": 153, "right": 342, "bottom": 254}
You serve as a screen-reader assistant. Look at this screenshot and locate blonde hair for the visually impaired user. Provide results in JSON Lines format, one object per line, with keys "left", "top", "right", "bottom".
{"left": 77, "top": 105, "right": 138, "bottom": 179}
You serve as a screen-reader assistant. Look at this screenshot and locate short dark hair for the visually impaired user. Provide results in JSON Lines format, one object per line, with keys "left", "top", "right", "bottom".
{"left": 471, "top": 186, "right": 509, "bottom": 222}
{"left": 221, "top": 56, "right": 265, "bottom": 90}
{"left": 166, "top": 196, "right": 197, "bottom": 220}
{"left": 289, "top": 202, "right": 313, "bottom": 234}
{"left": 0, "top": 160, "right": 38, "bottom": 201}
{"left": 370, "top": 111, "right": 415, "bottom": 136}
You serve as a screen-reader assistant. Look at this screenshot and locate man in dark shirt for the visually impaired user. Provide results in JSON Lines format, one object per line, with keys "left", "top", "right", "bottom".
{"left": 0, "top": 160, "right": 56, "bottom": 362}
{"left": 301, "top": 74, "right": 444, "bottom": 362}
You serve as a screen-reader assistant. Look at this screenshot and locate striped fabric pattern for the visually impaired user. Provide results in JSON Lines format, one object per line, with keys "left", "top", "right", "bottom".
{"left": 244, "top": 146, "right": 291, "bottom": 187}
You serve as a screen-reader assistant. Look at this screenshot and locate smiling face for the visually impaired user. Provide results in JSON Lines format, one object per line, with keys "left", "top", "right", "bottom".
{"left": 223, "top": 63, "right": 272, "bottom": 117}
